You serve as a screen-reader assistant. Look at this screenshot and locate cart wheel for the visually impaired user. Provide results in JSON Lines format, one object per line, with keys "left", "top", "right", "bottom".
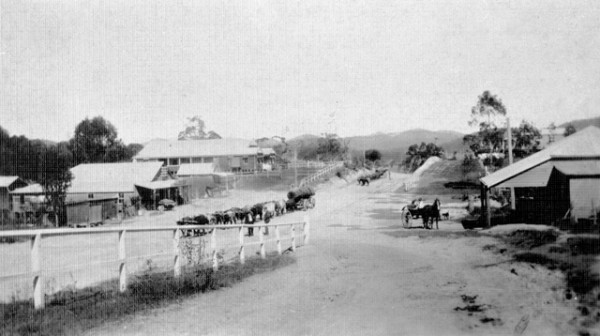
{"left": 401, "top": 208, "right": 412, "bottom": 228}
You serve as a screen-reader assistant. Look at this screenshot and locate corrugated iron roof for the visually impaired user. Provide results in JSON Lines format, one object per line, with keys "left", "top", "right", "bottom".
{"left": 177, "top": 163, "right": 214, "bottom": 176}
{"left": 135, "top": 179, "right": 178, "bottom": 190}
{"left": 481, "top": 126, "right": 600, "bottom": 187}
{"left": 553, "top": 160, "right": 600, "bottom": 176}
{"left": 494, "top": 162, "right": 553, "bottom": 188}
{"left": 0, "top": 176, "right": 19, "bottom": 188}
{"left": 11, "top": 184, "right": 44, "bottom": 194}
{"left": 135, "top": 138, "right": 261, "bottom": 159}
{"left": 69, "top": 162, "right": 163, "bottom": 193}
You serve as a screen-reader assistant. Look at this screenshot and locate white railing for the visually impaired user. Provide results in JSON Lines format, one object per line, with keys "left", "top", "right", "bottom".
{"left": 299, "top": 161, "right": 344, "bottom": 187}
{"left": 0, "top": 216, "right": 310, "bottom": 310}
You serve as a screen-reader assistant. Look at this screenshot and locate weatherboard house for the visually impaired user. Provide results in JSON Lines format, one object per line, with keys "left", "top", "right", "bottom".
{"left": 133, "top": 138, "right": 275, "bottom": 174}
{"left": 10, "top": 162, "right": 170, "bottom": 226}
{"left": 480, "top": 126, "right": 600, "bottom": 227}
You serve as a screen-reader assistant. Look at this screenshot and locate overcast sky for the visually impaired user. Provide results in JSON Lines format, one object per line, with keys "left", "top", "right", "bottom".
{"left": 1, "top": 0, "right": 600, "bottom": 144}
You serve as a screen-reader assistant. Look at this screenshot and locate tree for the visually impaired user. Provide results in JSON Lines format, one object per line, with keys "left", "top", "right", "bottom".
{"left": 404, "top": 142, "right": 444, "bottom": 172}
{"left": 467, "top": 91, "right": 507, "bottom": 153}
{"left": 39, "top": 144, "right": 73, "bottom": 226}
{"left": 564, "top": 123, "right": 577, "bottom": 137}
{"left": 178, "top": 116, "right": 222, "bottom": 140}
{"left": 513, "top": 120, "right": 541, "bottom": 155}
{"left": 70, "top": 116, "right": 120, "bottom": 164}
{"left": 365, "top": 149, "right": 382, "bottom": 162}
{"left": 316, "top": 133, "right": 348, "bottom": 161}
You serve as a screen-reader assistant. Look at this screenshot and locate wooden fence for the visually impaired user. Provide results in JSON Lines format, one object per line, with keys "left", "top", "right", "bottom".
{"left": 0, "top": 216, "right": 310, "bottom": 310}
{"left": 299, "top": 161, "right": 345, "bottom": 187}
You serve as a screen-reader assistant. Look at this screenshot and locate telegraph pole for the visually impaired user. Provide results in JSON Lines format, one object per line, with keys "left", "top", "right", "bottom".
{"left": 507, "top": 118, "right": 516, "bottom": 210}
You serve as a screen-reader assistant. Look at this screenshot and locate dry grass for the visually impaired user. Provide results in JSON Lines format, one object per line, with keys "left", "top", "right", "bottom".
{"left": 0, "top": 253, "right": 295, "bottom": 336}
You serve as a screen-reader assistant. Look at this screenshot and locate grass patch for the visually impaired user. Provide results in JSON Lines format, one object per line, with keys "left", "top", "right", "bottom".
{"left": 0, "top": 253, "right": 295, "bottom": 336}
{"left": 502, "top": 229, "right": 559, "bottom": 249}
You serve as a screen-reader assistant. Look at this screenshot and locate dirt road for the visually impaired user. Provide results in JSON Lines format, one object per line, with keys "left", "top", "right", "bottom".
{"left": 87, "top": 174, "right": 579, "bottom": 336}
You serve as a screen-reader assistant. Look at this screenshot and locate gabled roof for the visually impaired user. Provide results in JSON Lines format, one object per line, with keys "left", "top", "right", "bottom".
{"left": 481, "top": 126, "right": 600, "bottom": 188}
{"left": 69, "top": 162, "right": 163, "bottom": 193}
{"left": 177, "top": 163, "right": 214, "bottom": 176}
{"left": 135, "top": 138, "right": 261, "bottom": 159}
{"left": 0, "top": 176, "right": 20, "bottom": 188}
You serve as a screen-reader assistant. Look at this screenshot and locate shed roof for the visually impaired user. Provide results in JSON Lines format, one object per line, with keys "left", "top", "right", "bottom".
{"left": 553, "top": 160, "right": 600, "bottom": 176}
{"left": 0, "top": 176, "right": 20, "bottom": 188}
{"left": 69, "top": 162, "right": 163, "bottom": 193}
{"left": 481, "top": 126, "right": 600, "bottom": 188}
{"left": 177, "top": 163, "right": 214, "bottom": 176}
{"left": 11, "top": 184, "right": 44, "bottom": 194}
{"left": 135, "top": 179, "right": 178, "bottom": 191}
{"left": 135, "top": 138, "right": 262, "bottom": 159}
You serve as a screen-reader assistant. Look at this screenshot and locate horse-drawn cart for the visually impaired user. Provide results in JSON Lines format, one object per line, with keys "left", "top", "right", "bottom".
{"left": 401, "top": 199, "right": 441, "bottom": 229}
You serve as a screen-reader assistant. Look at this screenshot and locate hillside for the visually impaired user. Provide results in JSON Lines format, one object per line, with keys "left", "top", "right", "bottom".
{"left": 288, "top": 129, "right": 464, "bottom": 162}
{"left": 559, "top": 116, "right": 600, "bottom": 130}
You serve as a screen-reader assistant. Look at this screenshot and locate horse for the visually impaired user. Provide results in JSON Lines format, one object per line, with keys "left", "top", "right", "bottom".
{"left": 251, "top": 203, "right": 264, "bottom": 221}
{"left": 421, "top": 198, "right": 441, "bottom": 230}
{"left": 274, "top": 199, "right": 286, "bottom": 216}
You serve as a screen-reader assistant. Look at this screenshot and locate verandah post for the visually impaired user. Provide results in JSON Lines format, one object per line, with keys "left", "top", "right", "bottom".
{"left": 31, "top": 233, "right": 44, "bottom": 309}
{"left": 118, "top": 230, "right": 127, "bottom": 292}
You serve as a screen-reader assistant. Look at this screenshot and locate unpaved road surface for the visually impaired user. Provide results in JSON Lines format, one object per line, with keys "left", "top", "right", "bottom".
{"left": 87, "top": 175, "right": 579, "bottom": 336}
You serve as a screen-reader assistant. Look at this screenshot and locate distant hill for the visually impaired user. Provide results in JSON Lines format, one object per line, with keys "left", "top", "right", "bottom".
{"left": 559, "top": 116, "right": 600, "bottom": 131}
{"left": 288, "top": 129, "right": 465, "bottom": 162}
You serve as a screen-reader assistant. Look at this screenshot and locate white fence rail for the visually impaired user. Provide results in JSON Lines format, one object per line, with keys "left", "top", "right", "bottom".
{"left": 0, "top": 216, "right": 310, "bottom": 310}
{"left": 299, "top": 161, "right": 344, "bottom": 187}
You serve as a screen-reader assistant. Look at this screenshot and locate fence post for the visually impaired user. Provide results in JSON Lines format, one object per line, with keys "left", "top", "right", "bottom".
{"left": 31, "top": 233, "right": 44, "bottom": 309}
{"left": 258, "top": 224, "right": 266, "bottom": 259}
{"left": 239, "top": 226, "right": 245, "bottom": 264}
{"left": 303, "top": 215, "right": 310, "bottom": 245}
{"left": 118, "top": 230, "right": 127, "bottom": 292}
{"left": 291, "top": 224, "right": 296, "bottom": 252}
{"left": 173, "top": 229, "right": 181, "bottom": 278}
{"left": 275, "top": 225, "right": 282, "bottom": 255}
{"left": 211, "top": 228, "right": 218, "bottom": 271}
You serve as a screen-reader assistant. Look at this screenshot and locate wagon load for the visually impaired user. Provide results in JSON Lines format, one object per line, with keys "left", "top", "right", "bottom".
{"left": 287, "top": 186, "right": 316, "bottom": 211}
{"left": 287, "top": 186, "right": 315, "bottom": 202}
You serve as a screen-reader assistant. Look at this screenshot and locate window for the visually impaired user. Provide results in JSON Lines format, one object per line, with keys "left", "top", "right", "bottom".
{"left": 88, "top": 193, "right": 94, "bottom": 199}
{"left": 160, "top": 159, "right": 168, "bottom": 166}
{"left": 118, "top": 193, "right": 124, "bottom": 198}
{"left": 169, "top": 158, "right": 179, "bottom": 166}
{"left": 243, "top": 157, "right": 249, "bottom": 164}
{"left": 180, "top": 158, "right": 190, "bottom": 164}
{"left": 192, "top": 157, "right": 203, "bottom": 163}
{"left": 204, "top": 157, "right": 213, "bottom": 163}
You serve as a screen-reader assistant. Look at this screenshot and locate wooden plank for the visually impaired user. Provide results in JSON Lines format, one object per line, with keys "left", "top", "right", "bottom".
{"left": 118, "top": 230, "right": 127, "bottom": 292}
{"left": 31, "top": 233, "right": 44, "bottom": 309}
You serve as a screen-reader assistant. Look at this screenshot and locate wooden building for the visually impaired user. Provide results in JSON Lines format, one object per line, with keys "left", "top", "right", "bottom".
{"left": 480, "top": 126, "right": 600, "bottom": 227}
{"left": 134, "top": 138, "right": 275, "bottom": 173}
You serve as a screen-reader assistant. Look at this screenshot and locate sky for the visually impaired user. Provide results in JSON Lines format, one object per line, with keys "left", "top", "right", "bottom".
{"left": 1, "top": 0, "right": 600, "bottom": 144}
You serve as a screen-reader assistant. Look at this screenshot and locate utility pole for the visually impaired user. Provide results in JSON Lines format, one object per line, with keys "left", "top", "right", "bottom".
{"left": 294, "top": 149, "right": 298, "bottom": 187}
{"left": 507, "top": 118, "right": 516, "bottom": 210}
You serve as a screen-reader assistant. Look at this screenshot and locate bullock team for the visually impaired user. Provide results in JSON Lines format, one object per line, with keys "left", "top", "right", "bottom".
{"left": 177, "top": 198, "right": 301, "bottom": 237}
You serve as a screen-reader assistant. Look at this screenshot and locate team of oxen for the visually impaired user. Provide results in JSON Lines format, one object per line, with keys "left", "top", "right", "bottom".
{"left": 177, "top": 187, "right": 315, "bottom": 237}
